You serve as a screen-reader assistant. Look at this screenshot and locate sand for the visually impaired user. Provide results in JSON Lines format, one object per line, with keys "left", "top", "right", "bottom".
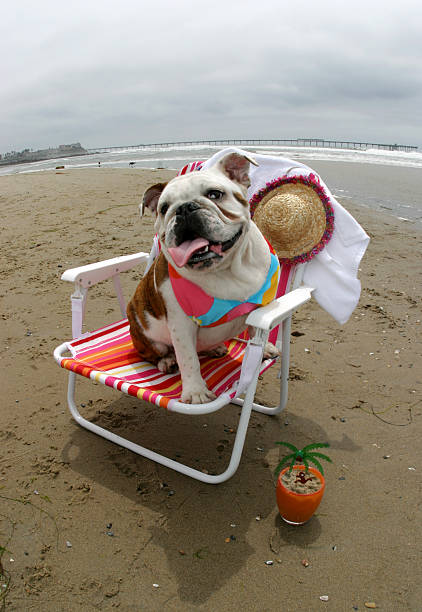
{"left": 281, "top": 470, "right": 322, "bottom": 495}
{"left": 1, "top": 167, "right": 421, "bottom": 611}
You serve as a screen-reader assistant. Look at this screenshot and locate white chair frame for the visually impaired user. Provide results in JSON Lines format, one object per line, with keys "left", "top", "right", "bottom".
{"left": 54, "top": 251, "right": 313, "bottom": 483}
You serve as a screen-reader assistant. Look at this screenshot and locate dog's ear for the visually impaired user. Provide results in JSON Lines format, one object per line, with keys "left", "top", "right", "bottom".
{"left": 140, "top": 183, "right": 167, "bottom": 216}
{"left": 217, "top": 152, "right": 258, "bottom": 189}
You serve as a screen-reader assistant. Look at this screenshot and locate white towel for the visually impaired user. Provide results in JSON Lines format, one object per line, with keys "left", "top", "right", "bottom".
{"left": 202, "top": 147, "right": 370, "bottom": 325}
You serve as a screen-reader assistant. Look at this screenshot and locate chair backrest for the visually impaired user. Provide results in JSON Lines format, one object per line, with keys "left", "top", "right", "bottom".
{"left": 269, "top": 261, "right": 306, "bottom": 346}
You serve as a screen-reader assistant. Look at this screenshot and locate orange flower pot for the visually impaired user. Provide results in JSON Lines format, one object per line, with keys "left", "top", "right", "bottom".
{"left": 276, "top": 465, "right": 325, "bottom": 525}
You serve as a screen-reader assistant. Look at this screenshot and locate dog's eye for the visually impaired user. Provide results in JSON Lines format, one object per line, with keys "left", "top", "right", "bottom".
{"left": 160, "top": 203, "right": 169, "bottom": 215}
{"left": 206, "top": 189, "right": 223, "bottom": 201}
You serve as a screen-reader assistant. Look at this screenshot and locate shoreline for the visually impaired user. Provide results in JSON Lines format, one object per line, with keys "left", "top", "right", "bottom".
{"left": 2, "top": 161, "right": 421, "bottom": 228}
{"left": 2, "top": 164, "right": 422, "bottom": 232}
{"left": 1, "top": 168, "right": 421, "bottom": 610}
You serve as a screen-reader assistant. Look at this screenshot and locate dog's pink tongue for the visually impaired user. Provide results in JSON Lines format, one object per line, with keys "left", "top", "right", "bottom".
{"left": 168, "top": 237, "right": 209, "bottom": 268}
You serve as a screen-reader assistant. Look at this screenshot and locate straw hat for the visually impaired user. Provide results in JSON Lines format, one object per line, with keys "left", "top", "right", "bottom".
{"left": 250, "top": 175, "right": 335, "bottom": 264}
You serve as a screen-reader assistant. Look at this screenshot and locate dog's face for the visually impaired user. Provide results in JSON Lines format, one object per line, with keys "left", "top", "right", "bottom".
{"left": 142, "top": 153, "right": 257, "bottom": 270}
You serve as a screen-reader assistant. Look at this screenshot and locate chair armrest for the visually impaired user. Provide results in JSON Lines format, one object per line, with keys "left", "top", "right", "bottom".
{"left": 61, "top": 252, "right": 149, "bottom": 288}
{"left": 246, "top": 286, "right": 314, "bottom": 331}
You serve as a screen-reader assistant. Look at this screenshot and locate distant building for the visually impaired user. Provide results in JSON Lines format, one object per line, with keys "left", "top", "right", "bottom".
{"left": 0, "top": 143, "right": 88, "bottom": 165}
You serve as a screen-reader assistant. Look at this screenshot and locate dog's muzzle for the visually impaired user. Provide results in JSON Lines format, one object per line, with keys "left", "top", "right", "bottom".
{"left": 176, "top": 201, "right": 201, "bottom": 217}
{"left": 168, "top": 202, "right": 242, "bottom": 268}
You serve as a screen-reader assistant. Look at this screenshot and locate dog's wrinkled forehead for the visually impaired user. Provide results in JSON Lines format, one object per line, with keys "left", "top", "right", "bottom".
{"left": 141, "top": 152, "right": 257, "bottom": 217}
{"left": 163, "top": 169, "right": 243, "bottom": 204}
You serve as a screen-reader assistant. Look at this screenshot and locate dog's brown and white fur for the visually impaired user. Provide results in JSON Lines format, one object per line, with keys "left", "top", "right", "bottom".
{"left": 127, "top": 153, "right": 277, "bottom": 404}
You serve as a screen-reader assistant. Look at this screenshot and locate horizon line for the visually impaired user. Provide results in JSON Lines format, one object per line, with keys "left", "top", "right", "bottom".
{"left": 87, "top": 138, "right": 419, "bottom": 154}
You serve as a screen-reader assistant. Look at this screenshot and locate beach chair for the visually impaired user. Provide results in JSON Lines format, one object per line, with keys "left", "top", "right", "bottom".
{"left": 53, "top": 252, "right": 312, "bottom": 483}
{"left": 53, "top": 151, "right": 369, "bottom": 484}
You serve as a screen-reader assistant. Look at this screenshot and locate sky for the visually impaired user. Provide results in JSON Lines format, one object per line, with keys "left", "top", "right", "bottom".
{"left": 1, "top": 0, "right": 422, "bottom": 153}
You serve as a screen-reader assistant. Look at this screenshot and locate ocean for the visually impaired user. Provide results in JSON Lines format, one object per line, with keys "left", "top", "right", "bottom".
{"left": 1, "top": 143, "right": 421, "bottom": 226}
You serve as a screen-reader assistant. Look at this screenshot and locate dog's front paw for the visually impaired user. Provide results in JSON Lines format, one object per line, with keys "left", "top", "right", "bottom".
{"left": 181, "top": 385, "right": 216, "bottom": 405}
{"left": 263, "top": 342, "right": 280, "bottom": 359}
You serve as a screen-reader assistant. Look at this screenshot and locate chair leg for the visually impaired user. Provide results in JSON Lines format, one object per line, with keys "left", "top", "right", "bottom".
{"left": 278, "top": 314, "right": 292, "bottom": 413}
{"left": 66, "top": 371, "right": 257, "bottom": 484}
{"left": 232, "top": 316, "right": 292, "bottom": 416}
{"left": 231, "top": 397, "right": 283, "bottom": 415}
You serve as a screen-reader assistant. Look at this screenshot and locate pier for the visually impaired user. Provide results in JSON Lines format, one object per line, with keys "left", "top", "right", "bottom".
{"left": 87, "top": 138, "right": 418, "bottom": 154}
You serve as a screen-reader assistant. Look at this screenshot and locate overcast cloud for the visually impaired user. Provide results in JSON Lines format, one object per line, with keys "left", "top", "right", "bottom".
{"left": 1, "top": 0, "right": 422, "bottom": 152}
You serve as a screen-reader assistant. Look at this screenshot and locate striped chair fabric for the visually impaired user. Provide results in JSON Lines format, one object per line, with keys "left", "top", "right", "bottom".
{"left": 57, "top": 319, "right": 276, "bottom": 411}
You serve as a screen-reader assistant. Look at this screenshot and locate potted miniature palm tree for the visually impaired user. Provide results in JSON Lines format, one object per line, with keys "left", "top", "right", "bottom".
{"left": 274, "top": 442, "right": 332, "bottom": 525}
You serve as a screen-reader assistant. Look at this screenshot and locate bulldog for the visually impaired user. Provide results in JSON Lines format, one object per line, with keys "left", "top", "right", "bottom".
{"left": 127, "top": 152, "right": 280, "bottom": 404}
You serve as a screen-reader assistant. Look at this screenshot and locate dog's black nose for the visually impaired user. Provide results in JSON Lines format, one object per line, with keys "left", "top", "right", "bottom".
{"left": 175, "top": 202, "right": 201, "bottom": 217}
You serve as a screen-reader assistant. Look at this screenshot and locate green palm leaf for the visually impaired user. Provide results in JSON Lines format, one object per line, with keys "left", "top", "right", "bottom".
{"left": 274, "top": 441, "right": 332, "bottom": 476}
{"left": 274, "top": 452, "right": 296, "bottom": 476}
{"left": 307, "top": 451, "right": 333, "bottom": 464}
{"left": 301, "top": 442, "right": 330, "bottom": 453}
{"left": 279, "top": 452, "right": 297, "bottom": 465}
{"left": 274, "top": 441, "right": 299, "bottom": 453}
{"left": 306, "top": 454, "right": 325, "bottom": 475}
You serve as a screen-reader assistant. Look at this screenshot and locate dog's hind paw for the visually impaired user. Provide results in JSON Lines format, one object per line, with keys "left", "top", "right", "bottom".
{"left": 263, "top": 342, "right": 280, "bottom": 359}
{"left": 200, "top": 344, "right": 228, "bottom": 358}
{"left": 157, "top": 354, "right": 179, "bottom": 374}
